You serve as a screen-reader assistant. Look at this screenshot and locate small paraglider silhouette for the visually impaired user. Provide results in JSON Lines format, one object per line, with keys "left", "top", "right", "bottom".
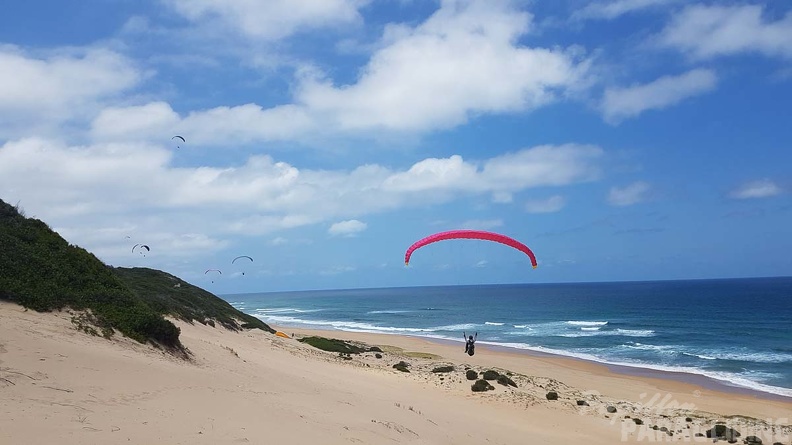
{"left": 205, "top": 269, "right": 222, "bottom": 283}
{"left": 172, "top": 135, "right": 185, "bottom": 148}
{"left": 132, "top": 244, "right": 150, "bottom": 257}
{"left": 232, "top": 255, "right": 253, "bottom": 275}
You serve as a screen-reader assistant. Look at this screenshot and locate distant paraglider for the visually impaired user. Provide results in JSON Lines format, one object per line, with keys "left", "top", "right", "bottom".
{"left": 232, "top": 255, "right": 253, "bottom": 275}
{"left": 172, "top": 135, "right": 185, "bottom": 148}
{"left": 404, "top": 230, "right": 537, "bottom": 269}
{"left": 205, "top": 269, "right": 222, "bottom": 283}
{"left": 132, "top": 244, "right": 150, "bottom": 257}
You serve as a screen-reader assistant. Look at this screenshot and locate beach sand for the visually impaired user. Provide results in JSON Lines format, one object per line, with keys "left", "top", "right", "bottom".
{"left": 1, "top": 301, "right": 790, "bottom": 444}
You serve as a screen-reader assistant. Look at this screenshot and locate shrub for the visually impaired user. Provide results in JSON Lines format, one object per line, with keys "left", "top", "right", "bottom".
{"left": 298, "top": 336, "right": 366, "bottom": 354}
{"left": 393, "top": 361, "right": 410, "bottom": 372}
{"left": 471, "top": 379, "right": 494, "bottom": 392}
{"left": 496, "top": 374, "right": 517, "bottom": 387}
{"left": 482, "top": 370, "right": 499, "bottom": 380}
{"left": 431, "top": 366, "right": 454, "bottom": 373}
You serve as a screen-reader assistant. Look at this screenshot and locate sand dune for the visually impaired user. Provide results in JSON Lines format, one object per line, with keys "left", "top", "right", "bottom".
{"left": 1, "top": 301, "right": 790, "bottom": 444}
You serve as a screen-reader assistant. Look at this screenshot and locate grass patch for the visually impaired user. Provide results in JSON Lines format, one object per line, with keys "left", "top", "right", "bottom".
{"left": 402, "top": 351, "right": 442, "bottom": 360}
{"left": 298, "top": 336, "right": 367, "bottom": 354}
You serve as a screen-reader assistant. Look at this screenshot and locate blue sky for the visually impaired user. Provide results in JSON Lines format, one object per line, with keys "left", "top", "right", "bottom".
{"left": 1, "top": 0, "right": 790, "bottom": 293}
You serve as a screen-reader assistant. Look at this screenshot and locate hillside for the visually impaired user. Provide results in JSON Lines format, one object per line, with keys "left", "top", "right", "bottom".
{"left": 0, "top": 199, "right": 272, "bottom": 351}
{"left": 112, "top": 267, "right": 273, "bottom": 333}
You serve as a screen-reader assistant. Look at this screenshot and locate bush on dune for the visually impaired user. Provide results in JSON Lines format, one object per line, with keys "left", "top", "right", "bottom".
{"left": 298, "top": 336, "right": 367, "bottom": 354}
{"left": 0, "top": 199, "right": 273, "bottom": 353}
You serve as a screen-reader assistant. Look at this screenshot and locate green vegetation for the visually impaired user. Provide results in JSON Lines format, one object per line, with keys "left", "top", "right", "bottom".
{"left": 298, "top": 336, "right": 367, "bottom": 354}
{"left": 112, "top": 267, "right": 273, "bottom": 333}
{"left": 392, "top": 361, "right": 410, "bottom": 372}
{"left": 482, "top": 370, "right": 500, "bottom": 380}
{"left": 0, "top": 199, "right": 273, "bottom": 352}
{"left": 496, "top": 374, "right": 517, "bottom": 387}
{"left": 431, "top": 365, "right": 455, "bottom": 373}
{"left": 471, "top": 379, "right": 495, "bottom": 392}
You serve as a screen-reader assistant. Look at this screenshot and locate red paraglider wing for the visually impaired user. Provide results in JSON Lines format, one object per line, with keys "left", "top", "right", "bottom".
{"left": 404, "top": 230, "right": 537, "bottom": 268}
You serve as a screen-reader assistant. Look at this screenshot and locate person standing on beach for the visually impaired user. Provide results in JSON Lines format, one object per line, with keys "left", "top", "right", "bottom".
{"left": 463, "top": 331, "right": 477, "bottom": 356}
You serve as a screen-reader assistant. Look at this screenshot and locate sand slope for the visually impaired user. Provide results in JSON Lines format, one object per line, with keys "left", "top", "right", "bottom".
{"left": 1, "top": 302, "right": 790, "bottom": 444}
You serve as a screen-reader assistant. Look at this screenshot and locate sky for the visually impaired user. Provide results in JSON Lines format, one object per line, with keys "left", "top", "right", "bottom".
{"left": 1, "top": 0, "right": 790, "bottom": 293}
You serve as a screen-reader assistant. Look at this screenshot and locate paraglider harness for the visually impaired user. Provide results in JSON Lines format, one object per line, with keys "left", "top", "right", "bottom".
{"left": 464, "top": 332, "right": 477, "bottom": 356}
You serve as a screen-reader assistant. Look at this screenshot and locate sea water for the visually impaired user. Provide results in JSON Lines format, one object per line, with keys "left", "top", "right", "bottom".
{"left": 224, "top": 277, "right": 792, "bottom": 398}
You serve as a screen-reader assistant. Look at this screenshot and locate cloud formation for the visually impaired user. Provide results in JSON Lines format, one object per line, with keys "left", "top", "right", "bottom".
{"left": 328, "top": 219, "right": 368, "bottom": 236}
{"left": 601, "top": 69, "right": 717, "bottom": 123}
{"left": 0, "top": 139, "right": 604, "bottom": 265}
{"left": 608, "top": 181, "right": 650, "bottom": 206}
{"left": 729, "top": 179, "right": 782, "bottom": 199}
{"left": 94, "top": 0, "right": 590, "bottom": 145}
{"left": 165, "top": 0, "right": 366, "bottom": 41}
{"left": 573, "top": 0, "right": 678, "bottom": 21}
{"left": 0, "top": 47, "right": 142, "bottom": 137}
{"left": 657, "top": 5, "right": 792, "bottom": 60}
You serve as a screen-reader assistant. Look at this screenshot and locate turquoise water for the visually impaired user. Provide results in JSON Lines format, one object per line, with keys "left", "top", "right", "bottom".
{"left": 224, "top": 277, "right": 792, "bottom": 397}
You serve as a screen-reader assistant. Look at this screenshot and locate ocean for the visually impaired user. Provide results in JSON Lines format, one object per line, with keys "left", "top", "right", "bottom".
{"left": 223, "top": 277, "right": 792, "bottom": 398}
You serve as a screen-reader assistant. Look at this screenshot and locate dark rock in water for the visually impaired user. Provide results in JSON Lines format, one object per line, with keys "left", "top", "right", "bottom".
{"left": 576, "top": 400, "right": 589, "bottom": 406}
{"left": 482, "top": 370, "right": 500, "bottom": 381}
{"left": 471, "top": 379, "right": 495, "bottom": 392}
{"left": 606, "top": 406, "right": 617, "bottom": 413}
{"left": 392, "top": 361, "right": 410, "bottom": 372}
{"left": 705, "top": 425, "right": 741, "bottom": 441}
{"left": 633, "top": 418, "right": 643, "bottom": 425}
{"left": 375, "top": 353, "right": 382, "bottom": 359}
{"left": 431, "top": 366, "right": 454, "bottom": 373}
{"left": 496, "top": 375, "right": 517, "bottom": 387}
{"left": 369, "top": 346, "right": 383, "bottom": 353}
{"left": 546, "top": 391, "right": 558, "bottom": 401}
{"left": 744, "top": 436, "right": 762, "bottom": 444}
{"left": 466, "top": 370, "right": 478, "bottom": 380}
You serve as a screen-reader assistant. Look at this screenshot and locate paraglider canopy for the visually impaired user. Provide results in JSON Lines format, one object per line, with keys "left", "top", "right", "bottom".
{"left": 132, "top": 244, "right": 150, "bottom": 256}
{"left": 172, "top": 135, "right": 185, "bottom": 148}
{"left": 205, "top": 268, "right": 222, "bottom": 283}
{"left": 232, "top": 255, "right": 253, "bottom": 275}
{"left": 404, "top": 230, "right": 537, "bottom": 268}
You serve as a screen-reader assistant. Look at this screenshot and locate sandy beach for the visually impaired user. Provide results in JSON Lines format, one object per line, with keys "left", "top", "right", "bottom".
{"left": 1, "top": 301, "right": 790, "bottom": 445}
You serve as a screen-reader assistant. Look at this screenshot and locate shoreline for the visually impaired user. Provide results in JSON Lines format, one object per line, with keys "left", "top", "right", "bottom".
{"left": 3, "top": 302, "right": 791, "bottom": 444}
{"left": 275, "top": 324, "right": 792, "bottom": 404}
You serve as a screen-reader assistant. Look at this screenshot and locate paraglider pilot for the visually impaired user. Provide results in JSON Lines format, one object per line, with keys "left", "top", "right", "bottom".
{"left": 463, "top": 331, "right": 477, "bottom": 356}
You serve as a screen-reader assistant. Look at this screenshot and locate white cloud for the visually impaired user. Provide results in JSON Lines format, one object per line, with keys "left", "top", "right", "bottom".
{"left": 384, "top": 144, "right": 603, "bottom": 194}
{"left": 90, "top": 1, "right": 591, "bottom": 145}
{"left": 328, "top": 219, "right": 368, "bottom": 236}
{"left": 657, "top": 5, "right": 792, "bottom": 60}
{"left": 91, "top": 102, "right": 181, "bottom": 141}
{"left": 573, "top": 0, "right": 678, "bottom": 21}
{"left": 0, "top": 138, "right": 603, "bottom": 266}
{"left": 165, "top": 0, "right": 366, "bottom": 41}
{"left": 608, "top": 181, "right": 650, "bottom": 206}
{"left": 491, "top": 192, "right": 513, "bottom": 204}
{"left": 0, "top": 46, "right": 143, "bottom": 136}
{"left": 602, "top": 69, "right": 717, "bottom": 123}
{"left": 729, "top": 179, "right": 782, "bottom": 199}
{"left": 296, "top": 0, "right": 588, "bottom": 133}
{"left": 524, "top": 195, "right": 565, "bottom": 213}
